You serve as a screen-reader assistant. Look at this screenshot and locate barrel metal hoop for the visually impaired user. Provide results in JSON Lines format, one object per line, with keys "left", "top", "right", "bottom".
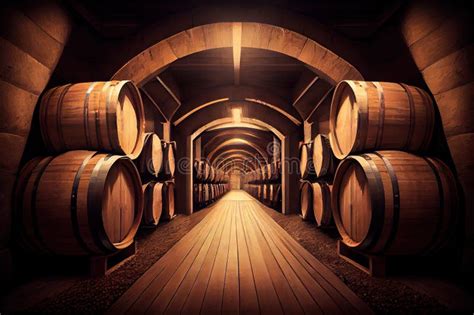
{"left": 359, "top": 154, "right": 385, "bottom": 250}
{"left": 56, "top": 84, "right": 73, "bottom": 151}
{"left": 417, "top": 87, "right": 434, "bottom": 151}
{"left": 84, "top": 82, "right": 99, "bottom": 149}
{"left": 30, "top": 157, "right": 56, "bottom": 254}
{"left": 355, "top": 81, "right": 369, "bottom": 152}
{"left": 373, "top": 152, "right": 400, "bottom": 253}
{"left": 71, "top": 152, "right": 97, "bottom": 255}
{"left": 373, "top": 82, "right": 385, "bottom": 149}
{"left": 400, "top": 83, "right": 416, "bottom": 149}
{"left": 87, "top": 154, "right": 117, "bottom": 253}
{"left": 421, "top": 157, "right": 445, "bottom": 254}
{"left": 105, "top": 81, "right": 117, "bottom": 152}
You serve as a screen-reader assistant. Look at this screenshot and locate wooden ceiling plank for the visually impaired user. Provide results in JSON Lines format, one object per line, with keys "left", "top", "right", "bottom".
{"left": 156, "top": 75, "right": 181, "bottom": 106}
{"left": 140, "top": 87, "right": 168, "bottom": 121}
{"left": 232, "top": 22, "right": 242, "bottom": 85}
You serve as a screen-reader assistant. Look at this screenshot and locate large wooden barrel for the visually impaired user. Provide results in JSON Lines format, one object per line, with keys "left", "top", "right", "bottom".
{"left": 312, "top": 182, "right": 333, "bottom": 228}
{"left": 332, "top": 151, "right": 458, "bottom": 255}
{"left": 137, "top": 133, "right": 163, "bottom": 177}
{"left": 329, "top": 81, "right": 435, "bottom": 159}
{"left": 299, "top": 143, "right": 315, "bottom": 179}
{"left": 142, "top": 182, "right": 163, "bottom": 226}
{"left": 193, "top": 160, "right": 202, "bottom": 181}
{"left": 267, "top": 184, "right": 274, "bottom": 206}
{"left": 272, "top": 184, "right": 282, "bottom": 209}
{"left": 161, "top": 181, "right": 175, "bottom": 220}
{"left": 193, "top": 184, "right": 200, "bottom": 208}
{"left": 313, "top": 134, "right": 337, "bottom": 178}
{"left": 15, "top": 151, "right": 143, "bottom": 255}
{"left": 262, "top": 184, "right": 268, "bottom": 201}
{"left": 39, "top": 81, "right": 145, "bottom": 158}
{"left": 300, "top": 181, "right": 313, "bottom": 221}
{"left": 208, "top": 167, "right": 216, "bottom": 183}
{"left": 161, "top": 142, "right": 176, "bottom": 179}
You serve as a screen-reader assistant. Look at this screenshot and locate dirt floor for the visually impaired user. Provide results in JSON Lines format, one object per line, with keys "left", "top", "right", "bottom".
{"left": 1, "top": 200, "right": 473, "bottom": 314}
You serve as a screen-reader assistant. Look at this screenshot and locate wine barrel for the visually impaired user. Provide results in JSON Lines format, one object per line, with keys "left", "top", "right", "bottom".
{"left": 197, "top": 183, "right": 205, "bottom": 207}
{"left": 15, "top": 151, "right": 143, "bottom": 255}
{"left": 162, "top": 142, "right": 176, "bottom": 179}
{"left": 300, "top": 181, "right": 313, "bottom": 221}
{"left": 332, "top": 151, "right": 458, "bottom": 255}
{"left": 313, "top": 134, "right": 337, "bottom": 178}
{"left": 299, "top": 143, "right": 315, "bottom": 179}
{"left": 266, "top": 164, "right": 272, "bottom": 182}
{"left": 137, "top": 133, "right": 163, "bottom": 177}
{"left": 272, "top": 184, "right": 282, "bottom": 209}
{"left": 262, "top": 184, "right": 268, "bottom": 202}
{"left": 142, "top": 182, "right": 163, "bottom": 226}
{"left": 193, "top": 184, "right": 200, "bottom": 208}
{"left": 267, "top": 184, "right": 274, "bottom": 206}
{"left": 161, "top": 181, "right": 175, "bottom": 220}
{"left": 208, "top": 167, "right": 216, "bottom": 183}
{"left": 312, "top": 182, "right": 333, "bottom": 228}
{"left": 39, "top": 81, "right": 145, "bottom": 158}
{"left": 329, "top": 81, "right": 435, "bottom": 159}
{"left": 193, "top": 160, "right": 202, "bottom": 181}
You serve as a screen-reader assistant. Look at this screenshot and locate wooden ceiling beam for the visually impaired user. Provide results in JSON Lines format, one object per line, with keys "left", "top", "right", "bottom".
{"left": 156, "top": 75, "right": 181, "bottom": 107}
{"left": 140, "top": 87, "right": 168, "bottom": 121}
{"left": 232, "top": 22, "right": 242, "bottom": 85}
{"left": 292, "top": 73, "right": 319, "bottom": 107}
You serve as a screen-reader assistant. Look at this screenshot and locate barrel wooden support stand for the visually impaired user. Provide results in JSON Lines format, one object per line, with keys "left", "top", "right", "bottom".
{"left": 337, "top": 241, "right": 386, "bottom": 277}
{"left": 89, "top": 242, "right": 137, "bottom": 277}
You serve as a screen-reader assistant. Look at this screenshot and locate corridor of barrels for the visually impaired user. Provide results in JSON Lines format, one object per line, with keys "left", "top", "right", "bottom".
{"left": 1, "top": 1, "right": 473, "bottom": 314}
{"left": 108, "top": 190, "right": 371, "bottom": 314}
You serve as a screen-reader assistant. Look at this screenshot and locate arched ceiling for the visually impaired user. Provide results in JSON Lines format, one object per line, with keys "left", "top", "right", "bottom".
{"left": 108, "top": 20, "right": 365, "bottom": 173}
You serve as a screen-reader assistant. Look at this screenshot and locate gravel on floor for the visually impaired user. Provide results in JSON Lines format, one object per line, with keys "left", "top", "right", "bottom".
{"left": 261, "top": 206, "right": 449, "bottom": 314}
{"left": 28, "top": 205, "right": 215, "bottom": 314}
{"left": 16, "top": 201, "right": 467, "bottom": 314}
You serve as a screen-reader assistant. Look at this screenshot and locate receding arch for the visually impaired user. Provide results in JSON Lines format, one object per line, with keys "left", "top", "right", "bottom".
{"left": 203, "top": 129, "right": 272, "bottom": 153}
{"left": 214, "top": 152, "right": 263, "bottom": 169}
{"left": 208, "top": 139, "right": 268, "bottom": 162}
{"left": 173, "top": 85, "right": 301, "bottom": 125}
{"left": 112, "top": 22, "right": 363, "bottom": 86}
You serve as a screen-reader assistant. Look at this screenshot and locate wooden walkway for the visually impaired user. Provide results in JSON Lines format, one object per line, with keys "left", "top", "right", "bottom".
{"left": 108, "top": 190, "right": 372, "bottom": 314}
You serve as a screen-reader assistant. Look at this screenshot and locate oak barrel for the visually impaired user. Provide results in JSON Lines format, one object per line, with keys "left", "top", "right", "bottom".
{"left": 272, "top": 184, "right": 282, "bottom": 209}
{"left": 39, "top": 81, "right": 145, "bottom": 158}
{"left": 299, "top": 143, "right": 315, "bottom": 179}
{"left": 161, "top": 181, "right": 175, "bottom": 220}
{"left": 161, "top": 142, "right": 176, "bottom": 179}
{"left": 312, "top": 182, "right": 333, "bottom": 227}
{"left": 313, "top": 134, "right": 337, "bottom": 178}
{"left": 137, "top": 133, "right": 163, "bottom": 177}
{"left": 142, "top": 182, "right": 163, "bottom": 226}
{"left": 329, "top": 81, "right": 435, "bottom": 159}
{"left": 332, "top": 151, "right": 458, "bottom": 255}
{"left": 15, "top": 151, "right": 143, "bottom": 255}
{"left": 300, "top": 181, "right": 314, "bottom": 221}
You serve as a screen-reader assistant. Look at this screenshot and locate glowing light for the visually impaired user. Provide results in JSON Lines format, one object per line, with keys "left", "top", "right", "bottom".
{"left": 232, "top": 107, "right": 242, "bottom": 123}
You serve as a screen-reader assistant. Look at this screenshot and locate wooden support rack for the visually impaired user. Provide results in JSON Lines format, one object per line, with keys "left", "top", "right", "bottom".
{"left": 89, "top": 242, "right": 137, "bottom": 277}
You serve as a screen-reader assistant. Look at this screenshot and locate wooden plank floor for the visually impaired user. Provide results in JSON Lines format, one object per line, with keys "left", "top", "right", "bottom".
{"left": 108, "top": 190, "right": 372, "bottom": 314}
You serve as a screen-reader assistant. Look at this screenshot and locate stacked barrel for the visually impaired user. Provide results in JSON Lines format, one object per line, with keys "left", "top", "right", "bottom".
{"left": 243, "top": 160, "right": 281, "bottom": 210}
{"left": 327, "top": 81, "right": 459, "bottom": 257}
{"left": 193, "top": 160, "right": 229, "bottom": 210}
{"left": 15, "top": 81, "right": 146, "bottom": 256}
{"left": 299, "top": 134, "right": 338, "bottom": 227}
{"left": 135, "top": 133, "right": 177, "bottom": 226}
